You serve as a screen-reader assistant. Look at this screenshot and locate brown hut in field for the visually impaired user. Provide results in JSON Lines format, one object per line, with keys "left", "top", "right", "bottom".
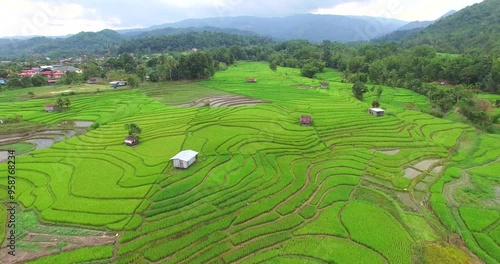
{"left": 320, "top": 82, "right": 329, "bottom": 89}
{"left": 44, "top": 104, "right": 56, "bottom": 112}
{"left": 300, "top": 115, "right": 313, "bottom": 126}
{"left": 246, "top": 78, "right": 257, "bottom": 83}
{"left": 124, "top": 136, "right": 139, "bottom": 146}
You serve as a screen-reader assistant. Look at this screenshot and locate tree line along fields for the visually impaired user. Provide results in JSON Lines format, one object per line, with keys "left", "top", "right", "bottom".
{"left": 0, "top": 62, "right": 498, "bottom": 264}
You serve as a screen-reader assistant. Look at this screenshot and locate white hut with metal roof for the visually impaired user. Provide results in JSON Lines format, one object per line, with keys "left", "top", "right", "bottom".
{"left": 368, "top": 108, "right": 385, "bottom": 116}
{"left": 170, "top": 150, "right": 198, "bottom": 169}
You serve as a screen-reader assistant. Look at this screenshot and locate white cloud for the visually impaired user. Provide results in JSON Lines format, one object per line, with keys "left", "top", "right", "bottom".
{"left": 0, "top": 0, "right": 128, "bottom": 37}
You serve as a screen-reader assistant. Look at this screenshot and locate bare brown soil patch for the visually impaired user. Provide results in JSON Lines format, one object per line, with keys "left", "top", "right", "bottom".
{"left": 0, "top": 231, "right": 117, "bottom": 264}
{"left": 404, "top": 168, "right": 422, "bottom": 179}
{"left": 396, "top": 192, "right": 420, "bottom": 211}
{"left": 414, "top": 159, "right": 440, "bottom": 172}
{"left": 379, "top": 149, "right": 401, "bottom": 155}
{"left": 431, "top": 166, "right": 444, "bottom": 175}
{"left": 181, "top": 95, "right": 267, "bottom": 107}
{"left": 293, "top": 84, "right": 318, "bottom": 89}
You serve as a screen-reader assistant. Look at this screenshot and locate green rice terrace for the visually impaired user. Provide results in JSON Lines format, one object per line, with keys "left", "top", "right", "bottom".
{"left": 0, "top": 62, "right": 499, "bottom": 263}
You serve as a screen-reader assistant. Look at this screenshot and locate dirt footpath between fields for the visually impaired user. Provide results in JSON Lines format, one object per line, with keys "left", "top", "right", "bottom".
{"left": 0, "top": 231, "right": 118, "bottom": 264}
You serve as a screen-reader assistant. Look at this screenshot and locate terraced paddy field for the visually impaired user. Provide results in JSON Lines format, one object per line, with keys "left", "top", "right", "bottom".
{"left": 0, "top": 62, "right": 499, "bottom": 263}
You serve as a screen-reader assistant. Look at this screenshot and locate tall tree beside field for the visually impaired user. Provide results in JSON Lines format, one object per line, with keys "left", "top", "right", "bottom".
{"left": 136, "top": 64, "right": 147, "bottom": 82}
{"left": 127, "top": 76, "right": 140, "bottom": 88}
{"left": 20, "top": 77, "right": 32, "bottom": 88}
{"left": 124, "top": 123, "right": 142, "bottom": 136}
{"left": 56, "top": 98, "right": 64, "bottom": 108}
{"left": 352, "top": 81, "right": 368, "bottom": 101}
{"left": 162, "top": 54, "right": 178, "bottom": 81}
{"left": 83, "top": 63, "right": 101, "bottom": 80}
{"left": 63, "top": 98, "right": 71, "bottom": 108}
{"left": 61, "top": 71, "right": 82, "bottom": 85}
{"left": 269, "top": 61, "right": 277, "bottom": 72}
{"left": 375, "top": 87, "right": 383, "bottom": 100}
{"left": 148, "top": 71, "right": 159, "bottom": 82}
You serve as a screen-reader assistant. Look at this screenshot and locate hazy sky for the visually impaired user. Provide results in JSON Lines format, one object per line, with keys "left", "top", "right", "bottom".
{"left": 0, "top": 0, "right": 484, "bottom": 37}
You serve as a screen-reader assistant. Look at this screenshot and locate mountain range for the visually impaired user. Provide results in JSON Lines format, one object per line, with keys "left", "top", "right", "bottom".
{"left": 127, "top": 14, "right": 408, "bottom": 42}
{"left": 0, "top": 0, "right": 497, "bottom": 58}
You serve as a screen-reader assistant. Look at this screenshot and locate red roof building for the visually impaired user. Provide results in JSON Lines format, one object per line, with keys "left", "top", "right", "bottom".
{"left": 53, "top": 71, "right": 64, "bottom": 79}
{"left": 44, "top": 104, "right": 56, "bottom": 112}
{"left": 18, "top": 70, "right": 38, "bottom": 77}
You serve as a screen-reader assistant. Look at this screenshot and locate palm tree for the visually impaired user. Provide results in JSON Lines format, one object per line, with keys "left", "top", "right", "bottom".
{"left": 56, "top": 98, "right": 64, "bottom": 108}
{"left": 63, "top": 98, "right": 71, "bottom": 108}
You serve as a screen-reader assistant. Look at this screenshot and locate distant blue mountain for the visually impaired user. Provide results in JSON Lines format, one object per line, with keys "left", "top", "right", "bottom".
{"left": 127, "top": 14, "right": 408, "bottom": 42}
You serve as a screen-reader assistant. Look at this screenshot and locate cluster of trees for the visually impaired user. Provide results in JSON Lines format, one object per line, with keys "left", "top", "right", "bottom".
{"left": 263, "top": 41, "right": 499, "bottom": 94}
{"left": 55, "top": 98, "right": 71, "bottom": 109}
{"left": 102, "top": 51, "right": 217, "bottom": 83}
{"left": 5, "top": 74, "right": 47, "bottom": 88}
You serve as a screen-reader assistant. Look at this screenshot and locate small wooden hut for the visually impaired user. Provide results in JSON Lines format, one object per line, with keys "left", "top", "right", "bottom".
{"left": 124, "top": 136, "right": 139, "bottom": 146}
{"left": 300, "top": 115, "right": 313, "bottom": 126}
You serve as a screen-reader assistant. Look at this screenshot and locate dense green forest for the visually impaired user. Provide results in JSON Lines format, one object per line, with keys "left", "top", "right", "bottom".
{"left": 117, "top": 31, "right": 273, "bottom": 54}
{"left": 0, "top": 30, "right": 124, "bottom": 58}
{"left": 401, "top": 0, "right": 500, "bottom": 55}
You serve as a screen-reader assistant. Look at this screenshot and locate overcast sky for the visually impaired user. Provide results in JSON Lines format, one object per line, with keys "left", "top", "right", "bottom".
{"left": 0, "top": 0, "right": 484, "bottom": 37}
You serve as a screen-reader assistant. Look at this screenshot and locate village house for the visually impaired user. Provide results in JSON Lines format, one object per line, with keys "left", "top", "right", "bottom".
{"left": 368, "top": 108, "right": 385, "bottom": 116}
{"left": 124, "top": 136, "right": 139, "bottom": 147}
{"left": 320, "top": 82, "right": 329, "bottom": 89}
{"left": 247, "top": 78, "right": 257, "bottom": 83}
{"left": 300, "top": 115, "right": 313, "bottom": 126}
{"left": 171, "top": 150, "right": 199, "bottom": 169}
{"left": 18, "top": 68, "right": 39, "bottom": 78}
{"left": 44, "top": 104, "right": 56, "bottom": 112}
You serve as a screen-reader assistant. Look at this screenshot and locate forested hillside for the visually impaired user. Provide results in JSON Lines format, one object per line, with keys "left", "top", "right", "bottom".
{"left": 117, "top": 31, "right": 273, "bottom": 54}
{"left": 401, "top": 0, "right": 500, "bottom": 54}
{"left": 121, "top": 26, "right": 260, "bottom": 39}
{"left": 145, "top": 14, "right": 408, "bottom": 42}
{"left": 0, "top": 30, "right": 124, "bottom": 58}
